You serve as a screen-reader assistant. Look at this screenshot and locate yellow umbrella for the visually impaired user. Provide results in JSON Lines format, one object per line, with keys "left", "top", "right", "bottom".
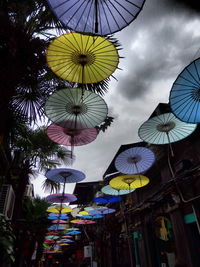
{"left": 109, "top": 174, "right": 149, "bottom": 190}
{"left": 46, "top": 32, "right": 119, "bottom": 84}
{"left": 79, "top": 211, "right": 89, "bottom": 215}
{"left": 70, "top": 219, "right": 82, "bottom": 224}
{"left": 46, "top": 207, "right": 72, "bottom": 213}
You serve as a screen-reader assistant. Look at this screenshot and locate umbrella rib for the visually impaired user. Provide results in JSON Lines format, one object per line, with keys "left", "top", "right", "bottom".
{"left": 109, "top": 0, "right": 135, "bottom": 21}
{"left": 57, "top": 0, "right": 81, "bottom": 19}
{"left": 99, "top": 0, "right": 112, "bottom": 34}
{"left": 103, "top": 0, "right": 121, "bottom": 30}
{"left": 65, "top": 0, "right": 89, "bottom": 27}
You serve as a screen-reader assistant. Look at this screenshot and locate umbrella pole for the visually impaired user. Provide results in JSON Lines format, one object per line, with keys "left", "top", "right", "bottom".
{"left": 120, "top": 202, "right": 134, "bottom": 267}
{"left": 95, "top": 0, "right": 99, "bottom": 33}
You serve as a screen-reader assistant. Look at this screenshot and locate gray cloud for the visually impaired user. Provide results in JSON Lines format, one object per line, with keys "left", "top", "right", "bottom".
{"left": 114, "top": 0, "right": 200, "bottom": 101}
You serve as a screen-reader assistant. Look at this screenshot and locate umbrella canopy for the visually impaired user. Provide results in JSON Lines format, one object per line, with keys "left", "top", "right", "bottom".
{"left": 46, "top": 32, "right": 119, "bottom": 83}
{"left": 45, "top": 88, "right": 108, "bottom": 130}
{"left": 93, "top": 195, "right": 122, "bottom": 203}
{"left": 138, "top": 113, "right": 197, "bottom": 145}
{"left": 48, "top": 215, "right": 69, "bottom": 220}
{"left": 71, "top": 207, "right": 81, "bottom": 218}
{"left": 114, "top": 147, "right": 155, "bottom": 174}
{"left": 81, "top": 214, "right": 104, "bottom": 219}
{"left": 45, "top": 232, "right": 59, "bottom": 236}
{"left": 67, "top": 230, "right": 81, "bottom": 235}
{"left": 45, "top": 168, "right": 85, "bottom": 183}
{"left": 52, "top": 220, "right": 68, "bottom": 224}
{"left": 169, "top": 57, "right": 200, "bottom": 123}
{"left": 46, "top": 124, "right": 99, "bottom": 146}
{"left": 46, "top": 0, "right": 146, "bottom": 36}
{"left": 89, "top": 207, "right": 116, "bottom": 215}
{"left": 48, "top": 225, "right": 66, "bottom": 230}
{"left": 75, "top": 220, "right": 96, "bottom": 225}
{"left": 101, "top": 185, "right": 135, "bottom": 196}
{"left": 45, "top": 236, "right": 59, "bottom": 240}
{"left": 60, "top": 239, "right": 74, "bottom": 243}
{"left": 110, "top": 174, "right": 149, "bottom": 190}
{"left": 46, "top": 193, "right": 77, "bottom": 203}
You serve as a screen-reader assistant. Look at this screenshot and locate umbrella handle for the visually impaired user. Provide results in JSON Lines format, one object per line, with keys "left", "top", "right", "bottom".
{"left": 95, "top": 0, "right": 99, "bottom": 33}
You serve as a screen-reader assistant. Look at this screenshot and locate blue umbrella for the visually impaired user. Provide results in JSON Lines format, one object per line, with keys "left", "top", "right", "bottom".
{"left": 81, "top": 214, "right": 104, "bottom": 219}
{"left": 170, "top": 57, "right": 200, "bottom": 123}
{"left": 46, "top": 0, "right": 146, "bottom": 36}
{"left": 93, "top": 195, "right": 122, "bottom": 203}
{"left": 48, "top": 215, "right": 69, "bottom": 220}
{"left": 67, "top": 231, "right": 81, "bottom": 235}
{"left": 101, "top": 185, "right": 135, "bottom": 196}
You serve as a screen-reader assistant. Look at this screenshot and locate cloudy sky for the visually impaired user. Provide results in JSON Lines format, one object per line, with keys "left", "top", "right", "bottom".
{"left": 32, "top": 0, "right": 200, "bottom": 197}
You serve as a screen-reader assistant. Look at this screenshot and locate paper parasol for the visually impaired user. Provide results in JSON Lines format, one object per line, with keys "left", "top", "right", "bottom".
{"left": 45, "top": 168, "right": 85, "bottom": 183}
{"left": 46, "top": 0, "right": 145, "bottom": 36}
{"left": 138, "top": 113, "right": 197, "bottom": 145}
{"left": 114, "top": 147, "right": 155, "bottom": 174}
{"left": 110, "top": 174, "right": 149, "bottom": 190}
{"left": 81, "top": 214, "right": 103, "bottom": 219}
{"left": 67, "top": 231, "right": 81, "bottom": 235}
{"left": 89, "top": 207, "right": 116, "bottom": 215}
{"left": 101, "top": 185, "right": 135, "bottom": 196}
{"left": 46, "top": 193, "right": 77, "bottom": 203}
{"left": 45, "top": 88, "right": 108, "bottom": 130}
{"left": 46, "top": 123, "right": 99, "bottom": 146}
{"left": 46, "top": 32, "right": 119, "bottom": 83}
{"left": 93, "top": 195, "right": 122, "bottom": 203}
{"left": 170, "top": 57, "right": 200, "bottom": 123}
{"left": 75, "top": 220, "right": 96, "bottom": 225}
{"left": 52, "top": 220, "right": 68, "bottom": 224}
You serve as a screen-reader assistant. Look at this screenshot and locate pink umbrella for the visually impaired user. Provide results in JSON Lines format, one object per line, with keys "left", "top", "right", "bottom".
{"left": 61, "top": 235, "right": 73, "bottom": 239}
{"left": 76, "top": 220, "right": 96, "bottom": 225}
{"left": 46, "top": 193, "right": 77, "bottom": 203}
{"left": 52, "top": 220, "right": 68, "bottom": 224}
{"left": 46, "top": 124, "right": 98, "bottom": 146}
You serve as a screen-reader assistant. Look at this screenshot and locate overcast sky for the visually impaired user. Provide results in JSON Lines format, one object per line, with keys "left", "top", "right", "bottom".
{"left": 32, "top": 0, "right": 200, "bottom": 197}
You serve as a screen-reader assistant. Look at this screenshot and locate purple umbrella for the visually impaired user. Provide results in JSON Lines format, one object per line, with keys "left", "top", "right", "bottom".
{"left": 89, "top": 208, "right": 116, "bottom": 215}
{"left": 46, "top": 0, "right": 146, "bottom": 36}
{"left": 46, "top": 193, "right": 77, "bottom": 203}
{"left": 115, "top": 147, "right": 155, "bottom": 174}
{"left": 45, "top": 168, "right": 85, "bottom": 183}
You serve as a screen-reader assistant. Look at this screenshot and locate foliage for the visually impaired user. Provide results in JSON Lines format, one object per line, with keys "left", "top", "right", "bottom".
{"left": 0, "top": 214, "right": 15, "bottom": 264}
{"left": 11, "top": 125, "right": 74, "bottom": 173}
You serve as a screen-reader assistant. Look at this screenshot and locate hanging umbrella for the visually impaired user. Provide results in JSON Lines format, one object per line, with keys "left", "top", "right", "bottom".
{"left": 46, "top": 193, "right": 77, "bottom": 203}
{"left": 109, "top": 174, "right": 149, "bottom": 190}
{"left": 93, "top": 195, "right": 122, "bottom": 203}
{"left": 79, "top": 210, "right": 89, "bottom": 215}
{"left": 114, "top": 147, "right": 155, "bottom": 174}
{"left": 45, "top": 168, "right": 85, "bottom": 183}
{"left": 60, "top": 239, "right": 74, "bottom": 243}
{"left": 45, "top": 236, "right": 59, "bottom": 240}
{"left": 61, "top": 235, "right": 73, "bottom": 239}
{"left": 45, "top": 232, "right": 58, "bottom": 236}
{"left": 46, "top": 123, "right": 99, "bottom": 146}
{"left": 169, "top": 57, "right": 200, "bottom": 123}
{"left": 89, "top": 208, "right": 116, "bottom": 215}
{"left": 45, "top": 88, "right": 108, "bottom": 130}
{"left": 66, "top": 227, "right": 80, "bottom": 231}
{"left": 44, "top": 239, "right": 55, "bottom": 244}
{"left": 48, "top": 225, "right": 66, "bottom": 230}
{"left": 81, "top": 214, "right": 104, "bottom": 219}
{"left": 52, "top": 220, "right": 68, "bottom": 224}
{"left": 48, "top": 215, "right": 69, "bottom": 220}
{"left": 46, "top": 0, "right": 146, "bottom": 36}
{"left": 75, "top": 220, "right": 96, "bottom": 225}
{"left": 46, "top": 32, "right": 119, "bottom": 83}
{"left": 138, "top": 113, "right": 197, "bottom": 145}
{"left": 84, "top": 206, "right": 95, "bottom": 211}
{"left": 71, "top": 207, "right": 81, "bottom": 218}
{"left": 47, "top": 206, "right": 72, "bottom": 213}
{"left": 67, "top": 230, "right": 81, "bottom": 235}
{"left": 101, "top": 185, "right": 135, "bottom": 196}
